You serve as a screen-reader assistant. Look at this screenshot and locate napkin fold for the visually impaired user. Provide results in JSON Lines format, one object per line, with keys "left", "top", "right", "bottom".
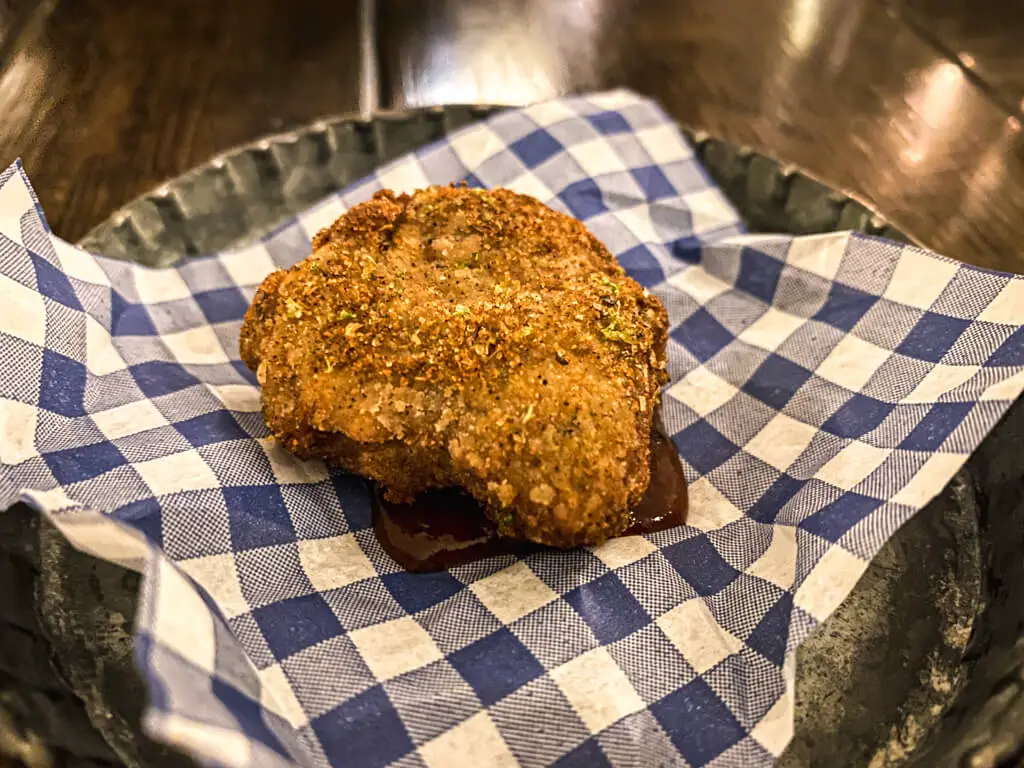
{"left": 2, "top": 91, "right": 1024, "bottom": 768}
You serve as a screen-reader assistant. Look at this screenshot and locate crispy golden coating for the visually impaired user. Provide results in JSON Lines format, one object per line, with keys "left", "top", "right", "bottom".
{"left": 239, "top": 186, "right": 669, "bottom": 547}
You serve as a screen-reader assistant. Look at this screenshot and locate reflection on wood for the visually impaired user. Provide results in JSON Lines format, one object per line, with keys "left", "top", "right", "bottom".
{"left": 897, "top": 0, "right": 1024, "bottom": 114}
{"left": 2, "top": 0, "right": 1024, "bottom": 273}
{"left": 381, "top": 0, "right": 1024, "bottom": 273}
{"left": 379, "top": 0, "right": 603, "bottom": 106}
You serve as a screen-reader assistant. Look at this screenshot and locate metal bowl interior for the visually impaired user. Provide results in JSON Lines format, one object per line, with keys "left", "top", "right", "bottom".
{"left": 49, "top": 106, "right": 1024, "bottom": 768}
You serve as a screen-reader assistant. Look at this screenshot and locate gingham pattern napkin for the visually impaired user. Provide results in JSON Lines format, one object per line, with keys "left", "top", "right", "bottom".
{"left": 2, "top": 91, "right": 1024, "bottom": 768}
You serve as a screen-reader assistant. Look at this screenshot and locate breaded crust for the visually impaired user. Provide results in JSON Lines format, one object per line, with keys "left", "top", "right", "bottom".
{"left": 240, "top": 185, "right": 669, "bottom": 547}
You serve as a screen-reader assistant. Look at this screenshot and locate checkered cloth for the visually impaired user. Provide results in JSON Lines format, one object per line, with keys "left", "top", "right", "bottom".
{"left": 2, "top": 90, "right": 1024, "bottom": 768}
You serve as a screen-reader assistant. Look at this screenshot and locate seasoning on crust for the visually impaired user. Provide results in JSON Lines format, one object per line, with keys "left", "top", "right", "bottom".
{"left": 239, "top": 185, "right": 669, "bottom": 548}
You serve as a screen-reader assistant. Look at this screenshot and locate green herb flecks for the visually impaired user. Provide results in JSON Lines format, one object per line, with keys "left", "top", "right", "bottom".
{"left": 494, "top": 509, "right": 515, "bottom": 536}
{"left": 599, "top": 311, "right": 637, "bottom": 345}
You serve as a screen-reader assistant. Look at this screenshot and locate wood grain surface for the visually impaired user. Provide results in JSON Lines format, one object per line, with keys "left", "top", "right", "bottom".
{"left": 0, "top": 0, "right": 361, "bottom": 243}
{"left": 2, "top": 0, "right": 1024, "bottom": 273}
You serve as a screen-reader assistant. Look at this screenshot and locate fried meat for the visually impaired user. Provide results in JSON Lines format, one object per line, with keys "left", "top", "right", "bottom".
{"left": 239, "top": 185, "right": 669, "bottom": 547}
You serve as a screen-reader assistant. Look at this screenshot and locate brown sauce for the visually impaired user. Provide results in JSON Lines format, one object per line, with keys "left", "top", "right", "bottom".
{"left": 371, "top": 419, "right": 688, "bottom": 572}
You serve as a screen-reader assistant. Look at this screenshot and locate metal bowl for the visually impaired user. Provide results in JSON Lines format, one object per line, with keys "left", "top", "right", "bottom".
{"left": 3, "top": 105, "right": 1022, "bottom": 768}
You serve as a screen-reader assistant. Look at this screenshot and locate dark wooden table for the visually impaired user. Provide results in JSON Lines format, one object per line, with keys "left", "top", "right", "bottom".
{"left": 2, "top": 0, "right": 1024, "bottom": 274}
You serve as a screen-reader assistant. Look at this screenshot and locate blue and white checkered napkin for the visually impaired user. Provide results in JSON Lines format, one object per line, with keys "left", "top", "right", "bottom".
{"left": 3, "top": 90, "right": 1024, "bottom": 768}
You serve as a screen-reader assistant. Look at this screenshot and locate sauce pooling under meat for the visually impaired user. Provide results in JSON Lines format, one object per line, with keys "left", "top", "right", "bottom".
{"left": 372, "top": 416, "right": 688, "bottom": 573}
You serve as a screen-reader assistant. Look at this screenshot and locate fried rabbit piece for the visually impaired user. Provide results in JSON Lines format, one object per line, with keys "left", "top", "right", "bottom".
{"left": 239, "top": 186, "right": 669, "bottom": 547}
